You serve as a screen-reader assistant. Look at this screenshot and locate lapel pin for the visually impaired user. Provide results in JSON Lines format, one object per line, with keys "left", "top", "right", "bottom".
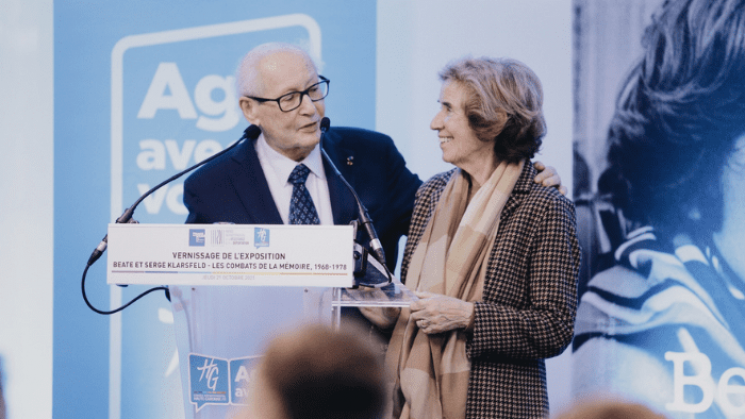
{"left": 347, "top": 156, "right": 354, "bottom": 166}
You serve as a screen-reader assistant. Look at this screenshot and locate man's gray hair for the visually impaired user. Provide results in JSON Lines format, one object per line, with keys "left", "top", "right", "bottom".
{"left": 235, "top": 42, "right": 318, "bottom": 98}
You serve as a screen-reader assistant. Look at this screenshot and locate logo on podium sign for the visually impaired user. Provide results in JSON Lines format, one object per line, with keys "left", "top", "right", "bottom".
{"left": 189, "top": 229, "right": 206, "bottom": 246}
{"left": 254, "top": 227, "right": 270, "bottom": 248}
{"left": 189, "top": 354, "right": 230, "bottom": 411}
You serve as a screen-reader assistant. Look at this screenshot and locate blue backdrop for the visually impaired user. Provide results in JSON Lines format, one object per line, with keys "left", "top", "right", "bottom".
{"left": 54, "top": 2, "right": 375, "bottom": 418}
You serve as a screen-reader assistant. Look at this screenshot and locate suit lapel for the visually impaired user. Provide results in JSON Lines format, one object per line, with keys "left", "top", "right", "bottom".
{"left": 321, "top": 134, "right": 357, "bottom": 225}
{"left": 228, "top": 139, "right": 284, "bottom": 224}
{"left": 500, "top": 162, "right": 534, "bottom": 221}
{"left": 225, "top": 133, "right": 359, "bottom": 226}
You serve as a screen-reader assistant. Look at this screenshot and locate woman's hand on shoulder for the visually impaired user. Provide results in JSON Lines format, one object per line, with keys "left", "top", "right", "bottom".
{"left": 410, "top": 291, "right": 474, "bottom": 334}
{"left": 533, "top": 161, "right": 568, "bottom": 196}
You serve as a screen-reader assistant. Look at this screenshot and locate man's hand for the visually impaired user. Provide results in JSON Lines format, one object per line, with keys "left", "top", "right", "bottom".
{"left": 409, "top": 291, "right": 474, "bottom": 334}
{"left": 359, "top": 306, "right": 400, "bottom": 330}
{"left": 533, "top": 161, "right": 567, "bottom": 196}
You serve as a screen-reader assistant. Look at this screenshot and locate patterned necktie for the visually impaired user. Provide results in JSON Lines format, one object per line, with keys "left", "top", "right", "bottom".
{"left": 288, "top": 164, "right": 320, "bottom": 225}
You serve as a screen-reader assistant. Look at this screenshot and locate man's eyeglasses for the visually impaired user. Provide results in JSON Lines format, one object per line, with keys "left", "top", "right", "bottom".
{"left": 245, "top": 76, "right": 330, "bottom": 112}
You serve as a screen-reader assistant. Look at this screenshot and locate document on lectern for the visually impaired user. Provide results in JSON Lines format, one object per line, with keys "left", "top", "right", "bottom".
{"left": 106, "top": 223, "right": 354, "bottom": 287}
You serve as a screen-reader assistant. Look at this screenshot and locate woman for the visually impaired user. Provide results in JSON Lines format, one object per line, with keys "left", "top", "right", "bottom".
{"left": 573, "top": 0, "right": 745, "bottom": 416}
{"left": 380, "top": 57, "right": 580, "bottom": 419}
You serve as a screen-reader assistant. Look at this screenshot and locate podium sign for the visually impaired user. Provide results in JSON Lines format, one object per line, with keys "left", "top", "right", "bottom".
{"left": 107, "top": 223, "right": 354, "bottom": 287}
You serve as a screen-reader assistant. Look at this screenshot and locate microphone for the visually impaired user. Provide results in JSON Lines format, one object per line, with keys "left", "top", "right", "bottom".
{"left": 319, "top": 117, "right": 391, "bottom": 285}
{"left": 86, "top": 124, "right": 262, "bottom": 266}
{"left": 320, "top": 117, "right": 330, "bottom": 133}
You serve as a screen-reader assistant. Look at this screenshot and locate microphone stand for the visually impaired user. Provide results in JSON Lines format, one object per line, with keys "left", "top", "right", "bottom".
{"left": 319, "top": 117, "right": 393, "bottom": 287}
{"left": 82, "top": 125, "right": 261, "bottom": 315}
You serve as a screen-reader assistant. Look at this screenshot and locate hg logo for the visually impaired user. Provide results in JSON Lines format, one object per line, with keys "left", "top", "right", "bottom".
{"left": 254, "top": 228, "right": 270, "bottom": 248}
{"left": 189, "top": 229, "right": 206, "bottom": 246}
{"left": 197, "top": 357, "right": 220, "bottom": 392}
{"left": 189, "top": 354, "right": 229, "bottom": 410}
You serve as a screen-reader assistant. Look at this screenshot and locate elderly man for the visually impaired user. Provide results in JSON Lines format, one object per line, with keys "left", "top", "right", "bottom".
{"left": 183, "top": 42, "right": 562, "bottom": 273}
{"left": 183, "top": 43, "right": 420, "bottom": 273}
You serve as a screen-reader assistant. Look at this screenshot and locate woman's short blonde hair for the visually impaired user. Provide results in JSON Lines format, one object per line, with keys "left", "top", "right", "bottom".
{"left": 439, "top": 57, "right": 546, "bottom": 163}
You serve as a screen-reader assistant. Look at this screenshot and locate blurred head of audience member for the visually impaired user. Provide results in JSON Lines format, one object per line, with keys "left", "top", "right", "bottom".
{"left": 556, "top": 399, "right": 668, "bottom": 419}
{"left": 240, "top": 323, "right": 386, "bottom": 419}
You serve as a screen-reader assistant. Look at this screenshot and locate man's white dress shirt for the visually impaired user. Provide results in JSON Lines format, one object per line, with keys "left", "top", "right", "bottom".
{"left": 254, "top": 134, "right": 334, "bottom": 225}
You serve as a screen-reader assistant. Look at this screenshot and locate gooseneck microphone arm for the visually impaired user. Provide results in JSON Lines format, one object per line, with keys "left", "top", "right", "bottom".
{"left": 86, "top": 124, "right": 261, "bottom": 267}
{"left": 82, "top": 124, "right": 262, "bottom": 315}
{"left": 318, "top": 117, "right": 390, "bottom": 279}
{"left": 120, "top": 124, "right": 261, "bottom": 221}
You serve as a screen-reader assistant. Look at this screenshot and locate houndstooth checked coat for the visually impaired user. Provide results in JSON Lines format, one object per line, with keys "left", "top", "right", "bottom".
{"left": 400, "top": 163, "right": 580, "bottom": 419}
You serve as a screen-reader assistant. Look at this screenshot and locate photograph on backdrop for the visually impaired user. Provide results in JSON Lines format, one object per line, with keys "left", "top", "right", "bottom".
{"left": 572, "top": 0, "right": 745, "bottom": 417}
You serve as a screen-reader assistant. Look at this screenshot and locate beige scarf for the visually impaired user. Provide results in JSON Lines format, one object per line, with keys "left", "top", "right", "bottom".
{"left": 385, "top": 161, "right": 524, "bottom": 419}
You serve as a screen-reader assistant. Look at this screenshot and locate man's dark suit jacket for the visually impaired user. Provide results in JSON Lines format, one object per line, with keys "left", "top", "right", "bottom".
{"left": 183, "top": 126, "right": 422, "bottom": 274}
